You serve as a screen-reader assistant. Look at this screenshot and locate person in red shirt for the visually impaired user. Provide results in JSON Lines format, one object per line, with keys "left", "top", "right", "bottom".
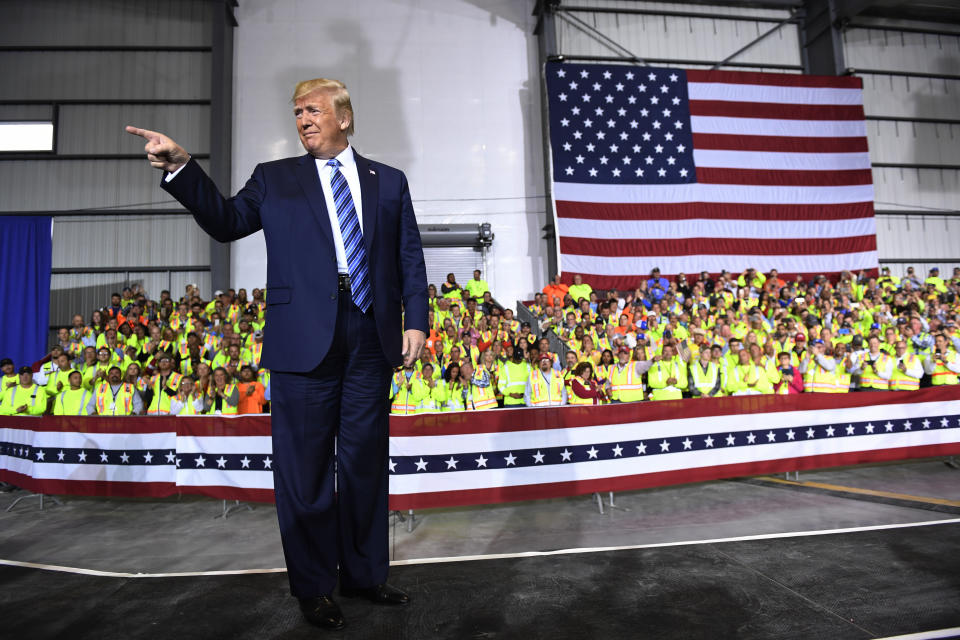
{"left": 237, "top": 365, "right": 267, "bottom": 414}
{"left": 569, "top": 362, "right": 607, "bottom": 405}
{"left": 774, "top": 352, "right": 804, "bottom": 394}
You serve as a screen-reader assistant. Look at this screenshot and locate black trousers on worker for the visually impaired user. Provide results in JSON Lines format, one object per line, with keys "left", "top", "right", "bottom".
{"left": 270, "top": 290, "right": 393, "bottom": 598}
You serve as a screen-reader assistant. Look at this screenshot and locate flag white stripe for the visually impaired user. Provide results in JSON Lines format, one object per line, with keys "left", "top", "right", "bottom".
{"left": 28, "top": 463, "right": 175, "bottom": 483}
{"left": 389, "top": 428, "right": 957, "bottom": 494}
{"left": 2, "top": 429, "right": 175, "bottom": 450}
{"left": 692, "top": 149, "right": 871, "bottom": 171}
{"left": 176, "top": 435, "right": 273, "bottom": 455}
{"left": 557, "top": 216, "right": 876, "bottom": 241}
{"left": 688, "top": 82, "right": 863, "bottom": 106}
{"left": 560, "top": 251, "right": 879, "bottom": 276}
{"left": 553, "top": 181, "right": 874, "bottom": 205}
{"left": 390, "top": 402, "right": 956, "bottom": 457}
{"left": 691, "top": 116, "right": 867, "bottom": 138}
{"left": 177, "top": 469, "right": 274, "bottom": 489}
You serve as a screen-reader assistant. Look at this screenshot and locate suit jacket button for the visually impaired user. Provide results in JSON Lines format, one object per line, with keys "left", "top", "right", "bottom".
{"left": 330, "top": 293, "right": 336, "bottom": 300}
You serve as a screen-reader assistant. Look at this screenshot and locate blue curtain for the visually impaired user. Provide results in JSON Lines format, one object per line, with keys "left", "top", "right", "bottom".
{"left": 0, "top": 216, "right": 52, "bottom": 368}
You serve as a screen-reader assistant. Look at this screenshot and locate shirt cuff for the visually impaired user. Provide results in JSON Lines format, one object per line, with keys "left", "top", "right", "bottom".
{"left": 164, "top": 162, "right": 188, "bottom": 183}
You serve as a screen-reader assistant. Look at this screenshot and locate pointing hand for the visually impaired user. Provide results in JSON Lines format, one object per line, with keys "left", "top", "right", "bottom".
{"left": 125, "top": 126, "right": 190, "bottom": 173}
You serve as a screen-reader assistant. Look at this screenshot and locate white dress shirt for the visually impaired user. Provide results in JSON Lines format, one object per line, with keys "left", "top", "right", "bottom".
{"left": 315, "top": 145, "right": 364, "bottom": 274}
{"left": 165, "top": 145, "right": 364, "bottom": 274}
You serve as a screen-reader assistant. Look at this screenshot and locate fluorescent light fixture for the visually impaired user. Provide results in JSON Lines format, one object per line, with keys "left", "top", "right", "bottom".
{"left": 0, "top": 121, "right": 54, "bottom": 152}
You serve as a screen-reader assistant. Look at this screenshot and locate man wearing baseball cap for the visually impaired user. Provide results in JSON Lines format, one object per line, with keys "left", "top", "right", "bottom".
{"left": 0, "top": 366, "right": 47, "bottom": 416}
{"left": 925, "top": 267, "right": 947, "bottom": 293}
{"left": 609, "top": 345, "right": 651, "bottom": 403}
{"left": 1, "top": 358, "right": 17, "bottom": 391}
{"left": 524, "top": 352, "right": 567, "bottom": 407}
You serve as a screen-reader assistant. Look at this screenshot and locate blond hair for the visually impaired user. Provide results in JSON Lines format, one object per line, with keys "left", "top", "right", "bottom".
{"left": 291, "top": 78, "right": 355, "bottom": 136}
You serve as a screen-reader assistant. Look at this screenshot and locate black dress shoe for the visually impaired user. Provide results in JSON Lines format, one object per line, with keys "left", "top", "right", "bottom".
{"left": 298, "top": 595, "right": 346, "bottom": 630}
{"left": 341, "top": 583, "right": 410, "bottom": 605}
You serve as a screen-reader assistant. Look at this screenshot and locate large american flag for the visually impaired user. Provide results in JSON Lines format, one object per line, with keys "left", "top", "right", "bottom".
{"left": 545, "top": 61, "right": 878, "bottom": 289}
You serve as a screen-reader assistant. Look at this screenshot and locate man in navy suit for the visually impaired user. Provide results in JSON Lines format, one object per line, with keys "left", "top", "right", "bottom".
{"left": 126, "top": 77, "right": 427, "bottom": 631}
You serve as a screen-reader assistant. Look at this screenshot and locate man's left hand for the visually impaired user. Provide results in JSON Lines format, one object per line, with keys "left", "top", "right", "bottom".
{"left": 401, "top": 329, "right": 426, "bottom": 367}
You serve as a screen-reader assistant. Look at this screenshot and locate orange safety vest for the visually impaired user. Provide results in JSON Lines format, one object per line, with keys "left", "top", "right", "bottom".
{"left": 94, "top": 382, "right": 136, "bottom": 415}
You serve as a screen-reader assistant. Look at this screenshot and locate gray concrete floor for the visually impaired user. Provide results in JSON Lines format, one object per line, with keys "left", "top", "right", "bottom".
{"left": 0, "top": 460, "right": 957, "bottom": 575}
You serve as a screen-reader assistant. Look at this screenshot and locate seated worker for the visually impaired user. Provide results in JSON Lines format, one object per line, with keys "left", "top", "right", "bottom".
{"left": 0, "top": 366, "right": 48, "bottom": 416}
{"left": 524, "top": 352, "right": 567, "bottom": 407}
{"left": 93, "top": 366, "right": 143, "bottom": 415}
{"left": 170, "top": 375, "right": 206, "bottom": 416}
{"left": 53, "top": 370, "right": 93, "bottom": 415}
{"left": 237, "top": 365, "right": 267, "bottom": 414}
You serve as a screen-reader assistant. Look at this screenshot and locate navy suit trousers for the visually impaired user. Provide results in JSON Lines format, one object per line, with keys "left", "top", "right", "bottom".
{"left": 271, "top": 292, "right": 393, "bottom": 597}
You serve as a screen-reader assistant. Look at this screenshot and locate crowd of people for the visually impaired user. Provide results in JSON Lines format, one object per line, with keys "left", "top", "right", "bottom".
{"left": 392, "top": 265, "right": 960, "bottom": 414}
{"left": 2, "top": 265, "right": 959, "bottom": 418}
{"left": 0, "top": 283, "right": 268, "bottom": 416}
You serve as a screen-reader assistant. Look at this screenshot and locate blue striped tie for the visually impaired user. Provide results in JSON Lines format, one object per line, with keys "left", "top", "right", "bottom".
{"left": 327, "top": 158, "right": 372, "bottom": 313}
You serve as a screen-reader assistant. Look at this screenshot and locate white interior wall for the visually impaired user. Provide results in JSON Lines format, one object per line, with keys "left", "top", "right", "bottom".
{"left": 230, "top": 0, "right": 546, "bottom": 304}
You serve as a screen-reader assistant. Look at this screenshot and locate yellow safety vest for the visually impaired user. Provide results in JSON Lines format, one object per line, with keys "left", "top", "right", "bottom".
{"left": 174, "top": 394, "right": 204, "bottom": 415}
{"left": 466, "top": 381, "right": 497, "bottom": 410}
{"left": 833, "top": 363, "right": 851, "bottom": 393}
{"left": 528, "top": 371, "right": 565, "bottom": 406}
{"left": 929, "top": 352, "right": 959, "bottom": 386}
{"left": 391, "top": 371, "right": 424, "bottom": 415}
{"left": 500, "top": 361, "right": 531, "bottom": 406}
{"left": 610, "top": 364, "right": 645, "bottom": 402}
{"left": 889, "top": 354, "right": 922, "bottom": 390}
{"left": 859, "top": 353, "right": 891, "bottom": 390}
{"left": 689, "top": 361, "right": 722, "bottom": 396}
{"left": 649, "top": 359, "right": 685, "bottom": 401}
{"left": 94, "top": 382, "right": 137, "bottom": 415}
{"left": 443, "top": 382, "right": 466, "bottom": 411}
{"left": 803, "top": 357, "right": 837, "bottom": 393}
{"left": 208, "top": 383, "right": 238, "bottom": 415}
{"left": 54, "top": 388, "right": 91, "bottom": 415}
{"left": 568, "top": 376, "right": 596, "bottom": 405}
{"left": 147, "top": 372, "right": 184, "bottom": 415}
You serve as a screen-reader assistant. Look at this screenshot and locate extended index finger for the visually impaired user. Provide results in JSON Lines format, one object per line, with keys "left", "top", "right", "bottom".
{"left": 124, "top": 125, "right": 161, "bottom": 141}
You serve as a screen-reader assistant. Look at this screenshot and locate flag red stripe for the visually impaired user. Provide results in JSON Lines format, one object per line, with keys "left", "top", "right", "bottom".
{"left": 559, "top": 235, "right": 877, "bottom": 258}
{"left": 555, "top": 201, "right": 874, "bottom": 221}
{"left": 686, "top": 70, "right": 863, "bottom": 89}
{"left": 697, "top": 167, "right": 873, "bottom": 186}
{"left": 690, "top": 100, "right": 865, "bottom": 120}
{"left": 692, "top": 133, "right": 869, "bottom": 153}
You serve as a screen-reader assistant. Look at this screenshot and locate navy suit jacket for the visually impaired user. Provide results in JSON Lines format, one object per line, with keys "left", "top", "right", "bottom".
{"left": 161, "top": 151, "right": 428, "bottom": 372}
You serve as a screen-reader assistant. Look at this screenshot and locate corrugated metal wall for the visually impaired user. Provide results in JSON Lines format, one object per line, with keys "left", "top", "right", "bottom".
{"left": 844, "top": 21, "right": 960, "bottom": 273}
{"left": 555, "top": 1, "right": 801, "bottom": 71}
{"left": 0, "top": 0, "right": 216, "bottom": 346}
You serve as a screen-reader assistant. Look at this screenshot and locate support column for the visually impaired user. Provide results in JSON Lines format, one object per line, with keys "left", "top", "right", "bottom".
{"left": 801, "top": 0, "right": 846, "bottom": 75}
{"left": 208, "top": 1, "right": 236, "bottom": 293}
{"left": 534, "top": 0, "right": 559, "bottom": 281}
